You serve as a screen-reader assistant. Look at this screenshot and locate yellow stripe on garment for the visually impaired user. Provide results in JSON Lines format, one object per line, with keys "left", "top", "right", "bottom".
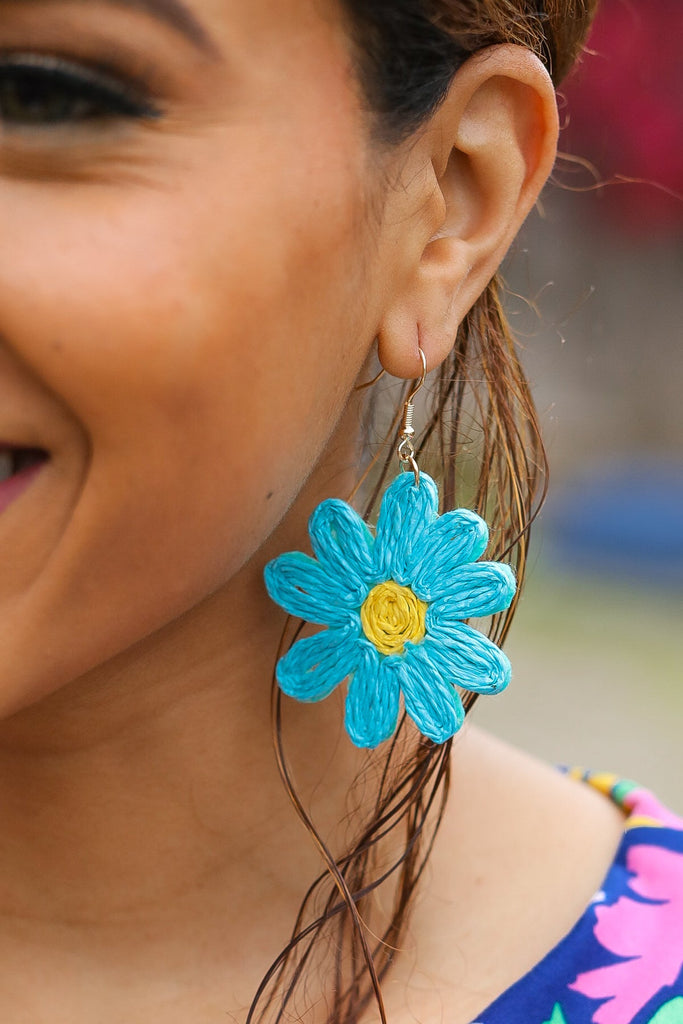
{"left": 624, "top": 815, "right": 664, "bottom": 831}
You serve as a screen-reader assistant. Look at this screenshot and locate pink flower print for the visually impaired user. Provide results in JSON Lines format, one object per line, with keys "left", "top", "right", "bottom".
{"left": 622, "top": 788, "right": 683, "bottom": 832}
{"left": 571, "top": 845, "right": 683, "bottom": 1023}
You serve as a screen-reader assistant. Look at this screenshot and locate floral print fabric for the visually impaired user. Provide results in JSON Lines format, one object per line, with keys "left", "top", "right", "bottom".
{"left": 473, "top": 771, "right": 683, "bottom": 1024}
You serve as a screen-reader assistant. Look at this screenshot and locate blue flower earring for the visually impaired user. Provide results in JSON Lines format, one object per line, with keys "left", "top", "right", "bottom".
{"left": 264, "top": 349, "right": 516, "bottom": 748}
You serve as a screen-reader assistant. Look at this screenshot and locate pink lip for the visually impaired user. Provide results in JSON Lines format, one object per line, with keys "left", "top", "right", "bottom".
{"left": 0, "top": 461, "right": 46, "bottom": 515}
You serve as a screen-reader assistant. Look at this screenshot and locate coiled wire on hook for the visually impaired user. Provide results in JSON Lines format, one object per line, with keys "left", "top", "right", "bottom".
{"left": 397, "top": 347, "right": 427, "bottom": 486}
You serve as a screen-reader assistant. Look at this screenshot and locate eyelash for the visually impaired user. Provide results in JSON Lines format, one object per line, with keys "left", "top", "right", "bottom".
{"left": 0, "top": 53, "right": 161, "bottom": 129}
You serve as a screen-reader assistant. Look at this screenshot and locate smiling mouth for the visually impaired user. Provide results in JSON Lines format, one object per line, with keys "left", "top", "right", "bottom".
{"left": 0, "top": 446, "right": 50, "bottom": 514}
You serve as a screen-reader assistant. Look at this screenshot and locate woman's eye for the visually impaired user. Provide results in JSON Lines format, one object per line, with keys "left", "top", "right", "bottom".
{"left": 0, "top": 55, "right": 161, "bottom": 128}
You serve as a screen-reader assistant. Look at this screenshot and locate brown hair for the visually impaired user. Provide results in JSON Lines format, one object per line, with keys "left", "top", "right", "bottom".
{"left": 248, "top": 2, "right": 599, "bottom": 1021}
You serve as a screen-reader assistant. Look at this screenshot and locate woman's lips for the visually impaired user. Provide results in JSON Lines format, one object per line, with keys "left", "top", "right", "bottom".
{"left": 0, "top": 449, "right": 49, "bottom": 516}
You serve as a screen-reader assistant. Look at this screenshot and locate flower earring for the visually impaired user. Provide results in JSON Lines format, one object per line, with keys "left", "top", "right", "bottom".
{"left": 264, "top": 348, "right": 516, "bottom": 749}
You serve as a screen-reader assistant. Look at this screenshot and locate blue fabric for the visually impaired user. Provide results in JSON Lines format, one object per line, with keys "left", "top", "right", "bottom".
{"left": 472, "top": 774, "right": 683, "bottom": 1024}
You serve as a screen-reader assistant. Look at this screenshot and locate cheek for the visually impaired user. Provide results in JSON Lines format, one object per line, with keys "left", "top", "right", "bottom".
{"left": 0, "top": 102, "right": 374, "bottom": 708}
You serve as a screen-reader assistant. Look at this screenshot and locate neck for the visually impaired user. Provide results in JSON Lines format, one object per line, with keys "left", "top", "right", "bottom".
{"left": 0, "top": 481, "right": 366, "bottom": 1001}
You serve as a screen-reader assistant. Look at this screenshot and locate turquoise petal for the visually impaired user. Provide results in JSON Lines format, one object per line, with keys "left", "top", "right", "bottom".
{"left": 345, "top": 645, "right": 400, "bottom": 748}
{"left": 264, "top": 552, "right": 356, "bottom": 626}
{"left": 408, "top": 508, "right": 489, "bottom": 599}
{"left": 277, "top": 623, "right": 361, "bottom": 702}
{"left": 374, "top": 473, "right": 439, "bottom": 585}
{"left": 542, "top": 1007, "right": 569, "bottom": 1024}
{"left": 646, "top": 998, "right": 683, "bottom": 1024}
{"left": 420, "top": 626, "right": 511, "bottom": 695}
{"left": 423, "top": 562, "right": 516, "bottom": 618}
{"left": 398, "top": 643, "right": 465, "bottom": 743}
{"left": 308, "top": 498, "right": 376, "bottom": 605}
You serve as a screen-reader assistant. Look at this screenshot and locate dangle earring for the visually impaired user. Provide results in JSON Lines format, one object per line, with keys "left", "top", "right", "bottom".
{"left": 264, "top": 348, "right": 516, "bottom": 749}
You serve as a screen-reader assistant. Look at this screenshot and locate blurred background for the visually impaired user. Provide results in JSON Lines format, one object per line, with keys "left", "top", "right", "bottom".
{"left": 476, "top": 0, "right": 683, "bottom": 808}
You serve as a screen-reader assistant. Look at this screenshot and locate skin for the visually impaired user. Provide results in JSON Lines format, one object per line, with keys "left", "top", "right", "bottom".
{"left": 0, "top": 0, "right": 626, "bottom": 1021}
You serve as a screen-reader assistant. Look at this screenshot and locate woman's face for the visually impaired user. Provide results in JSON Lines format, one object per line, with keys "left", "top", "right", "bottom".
{"left": 0, "top": 0, "right": 389, "bottom": 712}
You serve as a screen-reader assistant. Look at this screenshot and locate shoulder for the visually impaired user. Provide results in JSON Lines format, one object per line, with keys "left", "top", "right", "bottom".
{"left": 562, "top": 779, "right": 683, "bottom": 1024}
{"left": 378, "top": 727, "right": 633, "bottom": 1024}
{"left": 381, "top": 730, "right": 683, "bottom": 1024}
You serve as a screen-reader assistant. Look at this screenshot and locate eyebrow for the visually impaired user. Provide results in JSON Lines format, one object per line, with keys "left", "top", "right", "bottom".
{"left": 10, "top": 0, "right": 222, "bottom": 59}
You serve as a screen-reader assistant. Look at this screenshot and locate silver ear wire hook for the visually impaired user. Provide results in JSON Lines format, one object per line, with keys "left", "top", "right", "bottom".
{"left": 397, "top": 347, "right": 427, "bottom": 486}
{"left": 354, "top": 366, "right": 386, "bottom": 391}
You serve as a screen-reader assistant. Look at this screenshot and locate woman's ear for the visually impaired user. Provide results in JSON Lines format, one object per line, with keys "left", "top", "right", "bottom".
{"left": 375, "top": 44, "right": 559, "bottom": 379}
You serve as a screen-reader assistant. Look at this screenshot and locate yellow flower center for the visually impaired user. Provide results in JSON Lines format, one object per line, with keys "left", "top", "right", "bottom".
{"left": 360, "top": 581, "right": 427, "bottom": 656}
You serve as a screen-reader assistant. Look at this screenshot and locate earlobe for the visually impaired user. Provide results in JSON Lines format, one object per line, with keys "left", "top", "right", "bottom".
{"left": 375, "top": 44, "right": 559, "bottom": 380}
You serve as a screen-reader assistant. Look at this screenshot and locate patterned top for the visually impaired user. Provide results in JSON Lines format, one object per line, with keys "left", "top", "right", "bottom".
{"left": 474, "top": 770, "right": 683, "bottom": 1024}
